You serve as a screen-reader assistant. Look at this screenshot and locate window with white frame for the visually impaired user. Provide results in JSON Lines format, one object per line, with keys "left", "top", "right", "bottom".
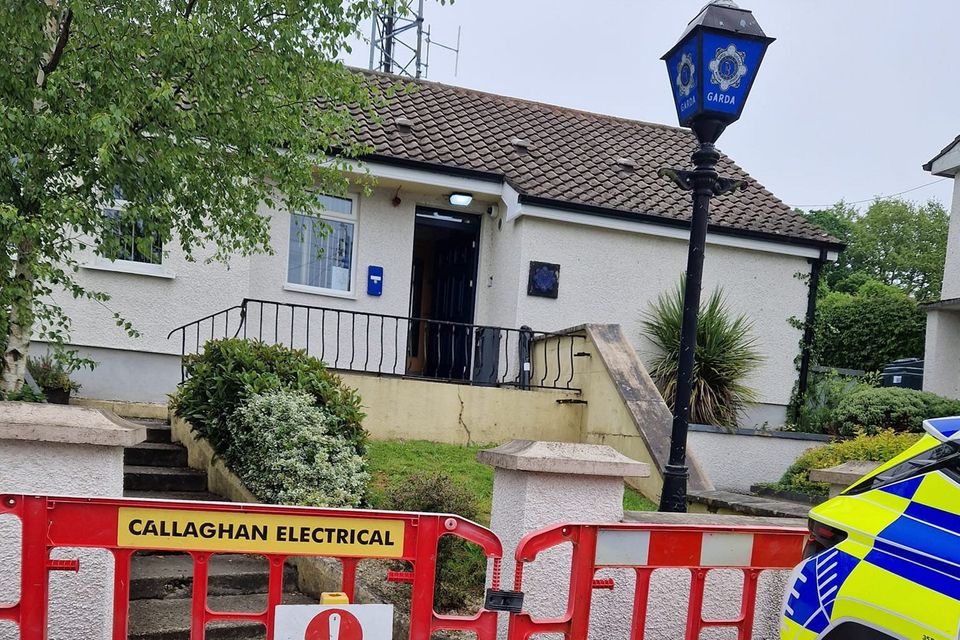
{"left": 100, "top": 188, "right": 162, "bottom": 265}
{"left": 287, "top": 194, "right": 356, "bottom": 294}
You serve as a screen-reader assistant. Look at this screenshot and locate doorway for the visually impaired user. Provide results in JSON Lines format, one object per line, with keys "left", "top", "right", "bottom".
{"left": 407, "top": 207, "right": 481, "bottom": 380}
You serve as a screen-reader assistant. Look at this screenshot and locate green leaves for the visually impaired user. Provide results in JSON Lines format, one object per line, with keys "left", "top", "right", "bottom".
{"left": 771, "top": 430, "right": 921, "bottom": 499}
{"left": 170, "top": 338, "right": 366, "bottom": 455}
{"left": 1, "top": 0, "right": 389, "bottom": 389}
{"left": 642, "top": 276, "right": 763, "bottom": 429}
{"left": 801, "top": 199, "right": 948, "bottom": 303}
{"left": 813, "top": 280, "right": 925, "bottom": 372}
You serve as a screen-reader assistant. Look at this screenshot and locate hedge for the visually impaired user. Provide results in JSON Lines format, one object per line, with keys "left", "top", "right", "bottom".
{"left": 833, "top": 387, "right": 960, "bottom": 437}
{"left": 771, "top": 430, "right": 922, "bottom": 498}
{"left": 813, "top": 281, "right": 925, "bottom": 372}
{"left": 170, "top": 339, "right": 366, "bottom": 455}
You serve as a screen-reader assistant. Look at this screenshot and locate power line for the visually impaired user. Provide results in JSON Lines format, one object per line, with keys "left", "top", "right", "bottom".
{"left": 789, "top": 178, "right": 950, "bottom": 210}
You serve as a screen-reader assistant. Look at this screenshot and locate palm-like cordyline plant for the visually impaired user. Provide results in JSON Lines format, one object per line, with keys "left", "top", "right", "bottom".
{"left": 642, "top": 277, "right": 763, "bottom": 429}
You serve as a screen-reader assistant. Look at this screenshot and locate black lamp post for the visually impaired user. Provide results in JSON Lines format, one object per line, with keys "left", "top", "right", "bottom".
{"left": 657, "top": 0, "right": 774, "bottom": 513}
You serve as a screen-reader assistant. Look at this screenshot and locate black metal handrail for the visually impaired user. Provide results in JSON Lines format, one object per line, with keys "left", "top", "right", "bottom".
{"left": 167, "top": 298, "right": 585, "bottom": 391}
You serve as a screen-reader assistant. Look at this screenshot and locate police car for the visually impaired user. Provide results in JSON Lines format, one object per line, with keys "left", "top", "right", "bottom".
{"left": 781, "top": 417, "right": 960, "bottom": 640}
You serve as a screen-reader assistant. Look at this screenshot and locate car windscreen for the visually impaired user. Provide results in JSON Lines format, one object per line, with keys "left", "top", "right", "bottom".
{"left": 846, "top": 440, "right": 960, "bottom": 495}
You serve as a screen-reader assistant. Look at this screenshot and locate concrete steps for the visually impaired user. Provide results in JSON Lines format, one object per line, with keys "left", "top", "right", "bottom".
{"left": 125, "top": 442, "right": 189, "bottom": 468}
{"left": 687, "top": 489, "right": 812, "bottom": 519}
{"left": 128, "top": 592, "right": 315, "bottom": 640}
{"left": 125, "top": 490, "right": 228, "bottom": 503}
{"left": 129, "top": 419, "right": 174, "bottom": 444}
{"left": 120, "top": 416, "right": 316, "bottom": 639}
{"left": 130, "top": 554, "right": 299, "bottom": 600}
{"left": 124, "top": 465, "right": 208, "bottom": 492}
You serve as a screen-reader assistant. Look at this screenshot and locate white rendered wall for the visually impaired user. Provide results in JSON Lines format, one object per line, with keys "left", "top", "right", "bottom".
{"left": 45, "top": 178, "right": 813, "bottom": 417}
{"left": 687, "top": 428, "right": 827, "bottom": 492}
{"left": 938, "top": 177, "right": 960, "bottom": 299}
{"left": 0, "top": 441, "right": 123, "bottom": 640}
{"left": 510, "top": 216, "right": 810, "bottom": 410}
{"left": 474, "top": 214, "right": 524, "bottom": 329}
{"left": 923, "top": 309, "right": 960, "bottom": 400}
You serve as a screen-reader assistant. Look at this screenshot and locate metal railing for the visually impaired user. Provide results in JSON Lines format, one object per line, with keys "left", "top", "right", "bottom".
{"left": 167, "top": 298, "right": 584, "bottom": 391}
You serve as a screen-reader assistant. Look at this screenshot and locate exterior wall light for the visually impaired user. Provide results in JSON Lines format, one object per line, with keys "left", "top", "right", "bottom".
{"left": 448, "top": 192, "right": 474, "bottom": 207}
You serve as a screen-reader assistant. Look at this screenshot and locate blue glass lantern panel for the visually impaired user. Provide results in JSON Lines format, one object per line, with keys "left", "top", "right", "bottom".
{"left": 666, "top": 35, "right": 702, "bottom": 126}
{"left": 699, "top": 32, "right": 767, "bottom": 121}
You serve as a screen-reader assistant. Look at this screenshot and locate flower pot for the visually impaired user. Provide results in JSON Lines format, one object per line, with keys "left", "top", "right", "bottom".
{"left": 43, "top": 388, "right": 71, "bottom": 405}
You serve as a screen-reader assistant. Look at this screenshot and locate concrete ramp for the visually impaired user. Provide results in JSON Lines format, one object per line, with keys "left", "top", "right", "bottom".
{"left": 536, "top": 324, "right": 713, "bottom": 502}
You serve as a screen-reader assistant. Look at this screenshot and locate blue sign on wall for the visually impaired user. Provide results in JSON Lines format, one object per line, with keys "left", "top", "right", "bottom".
{"left": 367, "top": 265, "right": 383, "bottom": 296}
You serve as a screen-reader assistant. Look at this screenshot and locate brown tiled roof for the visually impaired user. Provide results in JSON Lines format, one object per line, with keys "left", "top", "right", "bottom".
{"left": 353, "top": 72, "right": 841, "bottom": 248}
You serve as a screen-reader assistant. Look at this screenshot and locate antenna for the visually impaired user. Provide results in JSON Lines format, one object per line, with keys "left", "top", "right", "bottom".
{"left": 368, "top": 1, "right": 461, "bottom": 79}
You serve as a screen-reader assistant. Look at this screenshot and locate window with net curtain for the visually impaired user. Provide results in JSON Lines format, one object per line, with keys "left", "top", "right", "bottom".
{"left": 287, "top": 194, "right": 356, "bottom": 293}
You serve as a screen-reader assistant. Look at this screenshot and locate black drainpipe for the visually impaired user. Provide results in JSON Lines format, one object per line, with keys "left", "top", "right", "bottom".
{"left": 797, "top": 248, "right": 829, "bottom": 402}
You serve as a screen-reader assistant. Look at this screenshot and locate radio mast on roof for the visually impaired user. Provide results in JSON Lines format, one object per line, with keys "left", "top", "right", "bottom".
{"left": 368, "top": 0, "right": 460, "bottom": 79}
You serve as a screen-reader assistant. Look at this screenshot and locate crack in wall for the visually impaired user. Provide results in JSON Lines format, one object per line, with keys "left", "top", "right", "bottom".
{"left": 456, "top": 388, "right": 473, "bottom": 446}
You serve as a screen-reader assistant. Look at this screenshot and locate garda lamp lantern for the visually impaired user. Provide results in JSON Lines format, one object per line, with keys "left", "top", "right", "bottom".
{"left": 656, "top": 0, "right": 774, "bottom": 513}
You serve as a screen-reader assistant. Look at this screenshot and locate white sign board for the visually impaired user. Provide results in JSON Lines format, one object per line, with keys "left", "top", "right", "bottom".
{"left": 275, "top": 604, "right": 394, "bottom": 640}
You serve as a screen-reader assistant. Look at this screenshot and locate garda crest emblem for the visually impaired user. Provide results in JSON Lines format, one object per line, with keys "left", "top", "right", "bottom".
{"left": 708, "top": 44, "right": 748, "bottom": 91}
{"left": 675, "top": 52, "right": 696, "bottom": 97}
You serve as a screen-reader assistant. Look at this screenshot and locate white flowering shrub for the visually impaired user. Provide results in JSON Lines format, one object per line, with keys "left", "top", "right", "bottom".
{"left": 226, "top": 390, "right": 369, "bottom": 507}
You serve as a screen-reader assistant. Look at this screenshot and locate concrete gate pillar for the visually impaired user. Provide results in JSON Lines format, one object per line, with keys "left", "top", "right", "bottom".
{"left": 479, "top": 439, "right": 650, "bottom": 639}
{"left": 0, "top": 402, "right": 146, "bottom": 640}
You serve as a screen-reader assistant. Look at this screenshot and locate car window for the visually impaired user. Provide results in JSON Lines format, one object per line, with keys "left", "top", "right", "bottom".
{"left": 847, "top": 441, "right": 960, "bottom": 494}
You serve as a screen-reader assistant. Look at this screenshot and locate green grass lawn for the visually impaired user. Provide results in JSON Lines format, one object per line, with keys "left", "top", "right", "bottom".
{"left": 366, "top": 439, "right": 656, "bottom": 524}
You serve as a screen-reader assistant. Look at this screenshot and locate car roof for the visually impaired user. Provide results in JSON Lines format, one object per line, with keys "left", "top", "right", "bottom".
{"left": 923, "top": 417, "right": 960, "bottom": 442}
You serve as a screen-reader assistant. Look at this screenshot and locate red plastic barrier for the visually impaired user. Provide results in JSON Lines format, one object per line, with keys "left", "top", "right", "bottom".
{"left": 506, "top": 521, "right": 808, "bottom": 640}
{"left": 0, "top": 494, "right": 503, "bottom": 640}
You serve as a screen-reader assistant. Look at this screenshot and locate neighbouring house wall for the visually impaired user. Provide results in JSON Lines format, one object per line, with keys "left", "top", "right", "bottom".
{"left": 338, "top": 372, "right": 582, "bottom": 445}
{"left": 511, "top": 216, "right": 810, "bottom": 421}
{"left": 686, "top": 425, "right": 828, "bottom": 493}
{"left": 938, "top": 177, "right": 960, "bottom": 299}
{"left": 923, "top": 309, "right": 960, "bottom": 400}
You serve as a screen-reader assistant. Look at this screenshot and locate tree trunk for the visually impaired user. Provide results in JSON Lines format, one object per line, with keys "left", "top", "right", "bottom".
{"left": 1, "top": 245, "right": 36, "bottom": 394}
{"left": 1, "top": 2, "right": 65, "bottom": 394}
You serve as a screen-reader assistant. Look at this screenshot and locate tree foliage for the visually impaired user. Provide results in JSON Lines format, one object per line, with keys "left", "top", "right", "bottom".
{"left": 813, "top": 280, "right": 925, "bottom": 372}
{"left": 801, "top": 199, "right": 948, "bottom": 303}
{"left": 0, "top": 0, "right": 393, "bottom": 391}
{"left": 642, "top": 277, "right": 763, "bottom": 429}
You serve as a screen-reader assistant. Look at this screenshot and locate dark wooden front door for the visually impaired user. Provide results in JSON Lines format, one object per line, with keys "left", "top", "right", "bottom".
{"left": 407, "top": 208, "right": 481, "bottom": 380}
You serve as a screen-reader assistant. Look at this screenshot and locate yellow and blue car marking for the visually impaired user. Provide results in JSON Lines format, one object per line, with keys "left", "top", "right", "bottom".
{"left": 781, "top": 417, "right": 960, "bottom": 640}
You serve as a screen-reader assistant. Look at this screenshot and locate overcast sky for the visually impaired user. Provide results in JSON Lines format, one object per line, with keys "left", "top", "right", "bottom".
{"left": 342, "top": 0, "right": 959, "bottom": 212}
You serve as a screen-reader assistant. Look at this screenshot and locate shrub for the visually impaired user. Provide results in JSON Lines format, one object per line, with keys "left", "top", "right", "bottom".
{"left": 384, "top": 474, "right": 486, "bottom": 612}
{"left": 773, "top": 430, "right": 922, "bottom": 498}
{"left": 814, "top": 280, "right": 925, "bottom": 372}
{"left": 790, "top": 369, "right": 874, "bottom": 434}
{"left": 1, "top": 385, "right": 47, "bottom": 402}
{"left": 832, "top": 386, "right": 960, "bottom": 437}
{"left": 643, "top": 278, "right": 763, "bottom": 429}
{"left": 27, "top": 353, "right": 80, "bottom": 392}
{"left": 226, "top": 390, "right": 368, "bottom": 507}
{"left": 170, "top": 339, "right": 365, "bottom": 454}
